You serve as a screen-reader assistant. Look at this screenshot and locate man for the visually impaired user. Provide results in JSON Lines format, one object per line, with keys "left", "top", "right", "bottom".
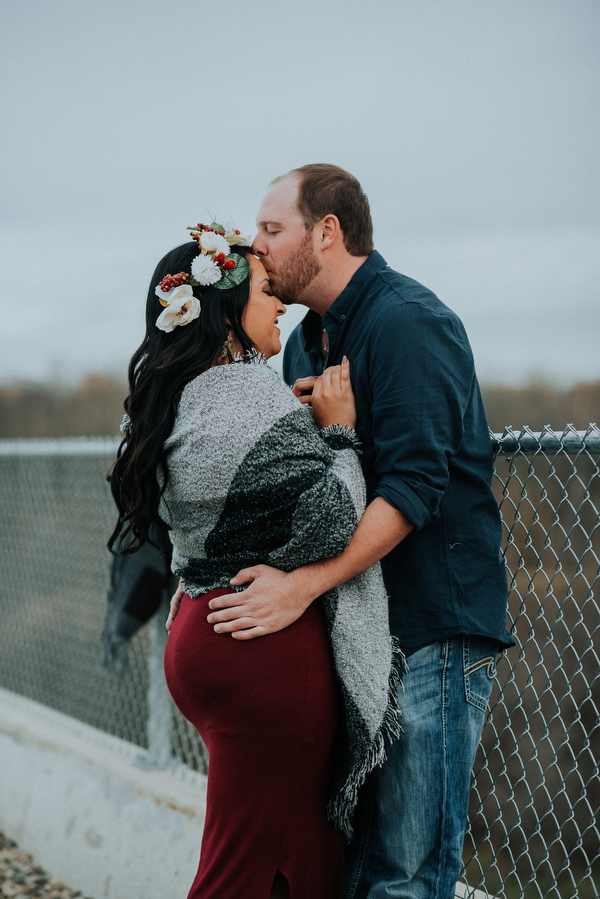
{"left": 200, "top": 164, "right": 514, "bottom": 898}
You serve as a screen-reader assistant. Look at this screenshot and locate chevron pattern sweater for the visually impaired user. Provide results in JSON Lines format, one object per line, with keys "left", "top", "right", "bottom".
{"left": 162, "top": 355, "right": 403, "bottom": 836}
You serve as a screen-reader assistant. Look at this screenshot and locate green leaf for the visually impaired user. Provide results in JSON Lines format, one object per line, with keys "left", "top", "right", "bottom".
{"left": 209, "top": 221, "right": 226, "bottom": 233}
{"left": 213, "top": 253, "right": 250, "bottom": 290}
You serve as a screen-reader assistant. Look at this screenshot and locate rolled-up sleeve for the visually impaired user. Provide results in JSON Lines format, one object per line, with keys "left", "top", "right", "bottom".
{"left": 370, "top": 301, "right": 475, "bottom": 529}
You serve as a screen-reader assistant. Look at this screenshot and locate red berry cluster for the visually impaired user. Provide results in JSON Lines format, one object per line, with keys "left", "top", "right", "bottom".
{"left": 215, "top": 253, "right": 235, "bottom": 272}
{"left": 206, "top": 253, "right": 235, "bottom": 272}
{"left": 211, "top": 253, "right": 235, "bottom": 272}
{"left": 158, "top": 271, "right": 190, "bottom": 293}
{"left": 190, "top": 223, "right": 226, "bottom": 240}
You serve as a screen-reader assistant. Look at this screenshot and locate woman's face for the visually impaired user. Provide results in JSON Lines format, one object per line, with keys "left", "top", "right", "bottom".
{"left": 242, "top": 255, "right": 286, "bottom": 359}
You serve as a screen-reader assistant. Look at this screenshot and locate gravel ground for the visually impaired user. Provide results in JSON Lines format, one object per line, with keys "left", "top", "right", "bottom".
{"left": 0, "top": 832, "right": 95, "bottom": 899}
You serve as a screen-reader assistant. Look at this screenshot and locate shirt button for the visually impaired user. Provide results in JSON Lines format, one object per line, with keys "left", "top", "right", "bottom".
{"left": 340, "top": 314, "right": 346, "bottom": 320}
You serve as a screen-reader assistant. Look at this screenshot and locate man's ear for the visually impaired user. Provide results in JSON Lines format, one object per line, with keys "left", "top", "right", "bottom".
{"left": 319, "top": 214, "right": 341, "bottom": 250}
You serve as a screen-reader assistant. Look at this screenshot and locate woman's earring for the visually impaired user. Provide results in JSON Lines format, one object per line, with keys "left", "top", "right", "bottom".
{"left": 220, "top": 329, "right": 235, "bottom": 363}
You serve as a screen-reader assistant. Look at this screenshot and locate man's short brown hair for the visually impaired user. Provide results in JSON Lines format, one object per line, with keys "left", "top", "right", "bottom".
{"left": 274, "top": 163, "right": 374, "bottom": 257}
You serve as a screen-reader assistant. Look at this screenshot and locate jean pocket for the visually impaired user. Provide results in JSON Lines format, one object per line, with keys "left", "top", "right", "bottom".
{"left": 463, "top": 636, "right": 497, "bottom": 711}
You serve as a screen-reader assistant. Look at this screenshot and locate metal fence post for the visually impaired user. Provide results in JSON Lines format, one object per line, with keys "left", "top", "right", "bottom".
{"left": 135, "top": 595, "right": 173, "bottom": 770}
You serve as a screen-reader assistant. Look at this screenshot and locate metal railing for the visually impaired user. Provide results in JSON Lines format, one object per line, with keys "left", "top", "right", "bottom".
{"left": 0, "top": 426, "right": 598, "bottom": 899}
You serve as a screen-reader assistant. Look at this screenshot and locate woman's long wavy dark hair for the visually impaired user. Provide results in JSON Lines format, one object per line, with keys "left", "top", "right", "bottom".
{"left": 108, "top": 241, "right": 254, "bottom": 554}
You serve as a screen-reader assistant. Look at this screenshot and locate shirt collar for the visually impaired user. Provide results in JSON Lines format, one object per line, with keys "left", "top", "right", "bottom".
{"left": 324, "top": 250, "right": 388, "bottom": 324}
{"left": 300, "top": 250, "right": 388, "bottom": 342}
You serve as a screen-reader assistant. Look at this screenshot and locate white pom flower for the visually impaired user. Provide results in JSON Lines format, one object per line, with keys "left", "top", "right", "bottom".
{"left": 199, "top": 231, "right": 230, "bottom": 256}
{"left": 154, "top": 284, "right": 201, "bottom": 332}
{"left": 191, "top": 253, "right": 222, "bottom": 286}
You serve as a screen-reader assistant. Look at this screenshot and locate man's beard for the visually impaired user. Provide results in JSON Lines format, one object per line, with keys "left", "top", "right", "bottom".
{"left": 270, "top": 231, "right": 321, "bottom": 305}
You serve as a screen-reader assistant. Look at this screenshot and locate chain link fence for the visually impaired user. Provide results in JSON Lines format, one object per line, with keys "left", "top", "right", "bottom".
{"left": 463, "top": 425, "right": 600, "bottom": 899}
{"left": 0, "top": 427, "right": 598, "bottom": 898}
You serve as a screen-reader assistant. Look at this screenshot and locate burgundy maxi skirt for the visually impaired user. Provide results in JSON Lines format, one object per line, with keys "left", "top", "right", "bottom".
{"left": 164, "top": 588, "right": 343, "bottom": 899}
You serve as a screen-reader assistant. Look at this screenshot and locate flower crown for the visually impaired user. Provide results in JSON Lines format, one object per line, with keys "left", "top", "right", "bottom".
{"left": 155, "top": 220, "right": 252, "bottom": 333}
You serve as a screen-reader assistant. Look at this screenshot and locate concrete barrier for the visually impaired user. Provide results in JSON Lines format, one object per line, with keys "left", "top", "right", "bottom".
{"left": 0, "top": 687, "right": 491, "bottom": 899}
{"left": 0, "top": 687, "right": 207, "bottom": 899}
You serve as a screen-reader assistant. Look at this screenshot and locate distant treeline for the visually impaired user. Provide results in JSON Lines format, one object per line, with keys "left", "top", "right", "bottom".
{"left": 0, "top": 375, "right": 127, "bottom": 438}
{"left": 0, "top": 373, "right": 598, "bottom": 438}
{"left": 481, "top": 379, "right": 599, "bottom": 433}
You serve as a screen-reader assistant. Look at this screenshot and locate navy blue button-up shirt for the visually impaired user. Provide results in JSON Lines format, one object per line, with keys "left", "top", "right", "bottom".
{"left": 283, "top": 251, "right": 513, "bottom": 654}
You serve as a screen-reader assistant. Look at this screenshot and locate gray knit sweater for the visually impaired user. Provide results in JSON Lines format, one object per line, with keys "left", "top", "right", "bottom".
{"left": 162, "top": 354, "right": 403, "bottom": 837}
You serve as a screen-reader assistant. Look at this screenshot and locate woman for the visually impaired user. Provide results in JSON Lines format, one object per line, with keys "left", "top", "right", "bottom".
{"left": 109, "top": 222, "right": 403, "bottom": 899}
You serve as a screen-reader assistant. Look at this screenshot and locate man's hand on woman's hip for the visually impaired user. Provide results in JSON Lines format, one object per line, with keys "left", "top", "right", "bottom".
{"left": 207, "top": 566, "right": 314, "bottom": 640}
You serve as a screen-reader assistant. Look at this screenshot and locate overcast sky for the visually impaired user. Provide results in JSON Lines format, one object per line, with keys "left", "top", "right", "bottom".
{"left": 1, "top": 0, "right": 598, "bottom": 387}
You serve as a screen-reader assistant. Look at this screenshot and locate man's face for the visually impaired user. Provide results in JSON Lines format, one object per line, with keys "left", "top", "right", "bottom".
{"left": 253, "top": 176, "right": 322, "bottom": 305}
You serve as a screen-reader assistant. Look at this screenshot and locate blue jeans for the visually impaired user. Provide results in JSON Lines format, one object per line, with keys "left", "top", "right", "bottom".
{"left": 343, "top": 635, "right": 498, "bottom": 899}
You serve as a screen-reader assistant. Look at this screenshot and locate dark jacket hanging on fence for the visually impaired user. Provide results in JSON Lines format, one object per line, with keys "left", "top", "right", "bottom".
{"left": 102, "top": 525, "right": 178, "bottom": 678}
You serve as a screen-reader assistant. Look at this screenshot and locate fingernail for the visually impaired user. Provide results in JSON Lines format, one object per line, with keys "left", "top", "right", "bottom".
{"left": 207, "top": 614, "right": 213, "bottom": 623}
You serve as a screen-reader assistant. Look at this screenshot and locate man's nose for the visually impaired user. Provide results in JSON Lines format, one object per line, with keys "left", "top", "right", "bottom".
{"left": 252, "top": 235, "right": 265, "bottom": 257}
